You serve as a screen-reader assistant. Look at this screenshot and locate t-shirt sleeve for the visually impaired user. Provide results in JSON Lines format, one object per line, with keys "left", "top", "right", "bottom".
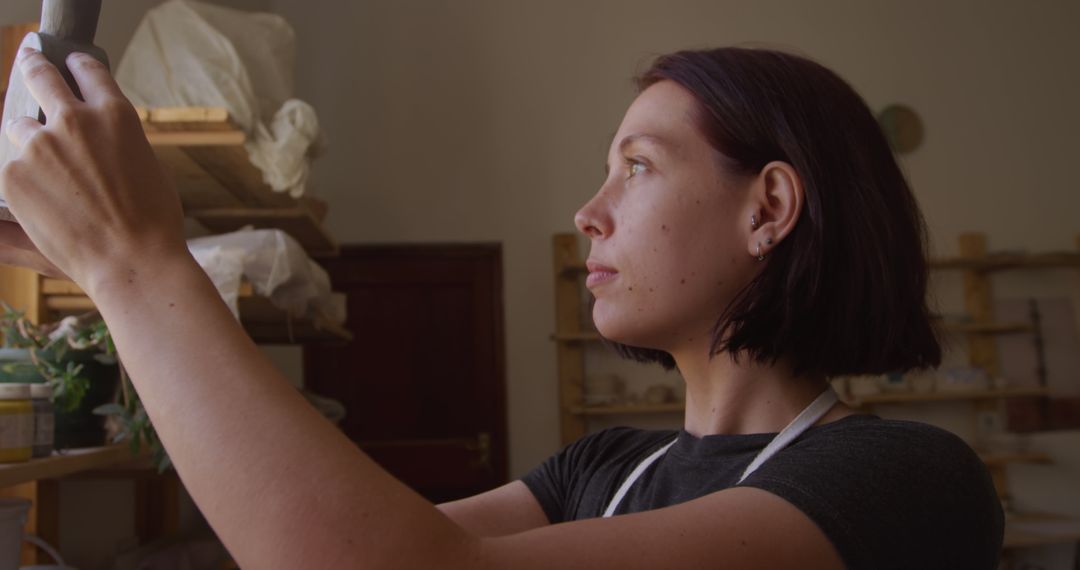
{"left": 520, "top": 446, "right": 573, "bottom": 524}
{"left": 520, "top": 427, "right": 672, "bottom": 524}
{"left": 738, "top": 420, "right": 1004, "bottom": 570}
{"left": 520, "top": 428, "right": 616, "bottom": 524}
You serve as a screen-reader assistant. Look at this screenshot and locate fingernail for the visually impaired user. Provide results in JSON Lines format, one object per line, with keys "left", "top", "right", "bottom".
{"left": 17, "top": 47, "right": 38, "bottom": 60}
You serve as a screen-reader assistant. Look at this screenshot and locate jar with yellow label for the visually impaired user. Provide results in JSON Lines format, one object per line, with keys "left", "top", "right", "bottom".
{"left": 0, "top": 384, "right": 34, "bottom": 463}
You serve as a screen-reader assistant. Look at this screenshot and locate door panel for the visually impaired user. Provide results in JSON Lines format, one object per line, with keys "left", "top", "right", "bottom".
{"left": 304, "top": 244, "right": 507, "bottom": 503}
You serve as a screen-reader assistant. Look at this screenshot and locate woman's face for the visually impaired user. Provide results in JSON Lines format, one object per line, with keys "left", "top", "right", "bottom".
{"left": 575, "top": 80, "right": 756, "bottom": 354}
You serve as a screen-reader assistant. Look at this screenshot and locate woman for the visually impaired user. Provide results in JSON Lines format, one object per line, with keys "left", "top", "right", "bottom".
{"left": 0, "top": 45, "right": 1001, "bottom": 569}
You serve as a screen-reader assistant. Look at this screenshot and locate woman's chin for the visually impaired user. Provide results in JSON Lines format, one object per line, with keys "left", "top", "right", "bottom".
{"left": 593, "top": 319, "right": 657, "bottom": 350}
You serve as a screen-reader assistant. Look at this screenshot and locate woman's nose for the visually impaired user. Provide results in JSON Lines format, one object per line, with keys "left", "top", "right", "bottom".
{"left": 574, "top": 186, "right": 613, "bottom": 239}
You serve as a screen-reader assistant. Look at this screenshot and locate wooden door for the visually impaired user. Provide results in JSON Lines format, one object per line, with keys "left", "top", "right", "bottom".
{"left": 304, "top": 244, "right": 508, "bottom": 503}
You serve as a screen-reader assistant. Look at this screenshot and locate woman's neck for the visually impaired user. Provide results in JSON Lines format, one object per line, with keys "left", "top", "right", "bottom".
{"left": 673, "top": 349, "right": 847, "bottom": 437}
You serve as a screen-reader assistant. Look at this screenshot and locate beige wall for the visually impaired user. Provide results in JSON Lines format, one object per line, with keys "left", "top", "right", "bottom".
{"left": 264, "top": 0, "right": 1080, "bottom": 477}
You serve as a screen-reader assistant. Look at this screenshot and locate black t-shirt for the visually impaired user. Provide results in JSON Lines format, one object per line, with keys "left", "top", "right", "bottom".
{"left": 522, "top": 414, "right": 1003, "bottom": 570}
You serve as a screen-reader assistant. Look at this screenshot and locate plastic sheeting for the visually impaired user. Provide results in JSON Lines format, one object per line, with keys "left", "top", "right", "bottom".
{"left": 187, "top": 228, "right": 345, "bottom": 326}
{"left": 116, "top": 0, "right": 320, "bottom": 197}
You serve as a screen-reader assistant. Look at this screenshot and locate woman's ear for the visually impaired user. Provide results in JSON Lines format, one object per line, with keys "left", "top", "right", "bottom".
{"left": 746, "top": 161, "right": 804, "bottom": 260}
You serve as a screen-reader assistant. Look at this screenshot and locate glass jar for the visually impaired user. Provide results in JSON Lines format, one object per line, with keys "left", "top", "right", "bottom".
{"left": 0, "top": 384, "right": 34, "bottom": 463}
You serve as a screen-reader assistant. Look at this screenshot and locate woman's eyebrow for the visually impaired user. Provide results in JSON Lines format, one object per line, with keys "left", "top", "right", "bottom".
{"left": 618, "top": 133, "right": 669, "bottom": 154}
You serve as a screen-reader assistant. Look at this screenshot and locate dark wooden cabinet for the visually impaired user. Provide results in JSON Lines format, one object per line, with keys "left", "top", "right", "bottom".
{"left": 305, "top": 244, "right": 508, "bottom": 502}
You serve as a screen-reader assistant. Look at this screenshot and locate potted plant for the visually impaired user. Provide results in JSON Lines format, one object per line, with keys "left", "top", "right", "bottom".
{"left": 0, "top": 304, "right": 170, "bottom": 470}
{"left": 0, "top": 303, "right": 114, "bottom": 414}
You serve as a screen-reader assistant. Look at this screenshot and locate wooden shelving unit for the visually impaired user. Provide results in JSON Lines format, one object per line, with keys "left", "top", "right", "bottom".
{"left": 846, "top": 387, "right": 1050, "bottom": 406}
{"left": 0, "top": 447, "right": 133, "bottom": 490}
{"left": 850, "top": 232, "right": 1080, "bottom": 555}
{"left": 0, "top": 21, "right": 347, "bottom": 563}
{"left": 139, "top": 106, "right": 338, "bottom": 257}
{"left": 552, "top": 234, "right": 589, "bottom": 446}
{"left": 931, "top": 252, "right": 1080, "bottom": 272}
{"left": 977, "top": 451, "right": 1052, "bottom": 467}
{"left": 939, "top": 321, "right": 1033, "bottom": 334}
{"left": 1004, "top": 512, "right": 1080, "bottom": 549}
{"left": 0, "top": 447, "right": 178, "bottom": 565}
{"left": 550, "top": 332, "right": 601, "bottom": 343}
{"left": 39, "top": 278, "right": 350, "bottom": 344}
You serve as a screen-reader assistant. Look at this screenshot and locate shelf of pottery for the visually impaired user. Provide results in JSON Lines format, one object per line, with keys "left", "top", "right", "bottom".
{"left": 551, "top": 231, "right": 1080, "bottom": 551}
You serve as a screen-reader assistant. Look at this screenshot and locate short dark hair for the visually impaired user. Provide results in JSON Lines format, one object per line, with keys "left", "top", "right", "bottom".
{"left": 607, "top": 47, "right": 941, "bottom": 378}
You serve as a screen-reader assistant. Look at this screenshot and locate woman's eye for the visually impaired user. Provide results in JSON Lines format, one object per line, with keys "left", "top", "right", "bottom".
{"left": 627, "top": 161, "right": 646, "bottom": 178}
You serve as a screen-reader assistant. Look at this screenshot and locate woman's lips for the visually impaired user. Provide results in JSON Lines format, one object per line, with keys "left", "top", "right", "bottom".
{"left": 586, "top": 260, "right": 618, "bottom": 288}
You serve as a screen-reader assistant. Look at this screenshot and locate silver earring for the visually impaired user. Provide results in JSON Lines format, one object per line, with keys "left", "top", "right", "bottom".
{"left": 751, "top": 215, "right": 759, "bottom": 230}
{"left": 756, "top": 242, "right": 765, "bottom": 261}
{"left": 766, "top": 238, "right": 774, "bottom": 245}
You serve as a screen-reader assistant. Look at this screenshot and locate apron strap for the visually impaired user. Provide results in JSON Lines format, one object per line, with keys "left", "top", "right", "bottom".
{"left": 602, "top": 438, "right": 677, "bottom": 518}
{"left": 602, "top": 386, "right": 838, "bottom": 518}
{"left": 736, "top": 386, "right": 838, "bottom": 484}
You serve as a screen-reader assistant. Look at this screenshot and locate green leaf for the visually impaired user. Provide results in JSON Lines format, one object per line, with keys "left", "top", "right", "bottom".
{"left": 93, "top": 403, "right": 127, "bottom": 416}
{"left": 154, "top": 446, "right": 173, "bottom": 473}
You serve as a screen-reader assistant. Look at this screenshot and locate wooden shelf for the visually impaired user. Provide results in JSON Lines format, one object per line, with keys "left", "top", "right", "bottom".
{"left": 976, "top": 451, "right": 1052, "bottom": 467}
{"left": 138, "top": 107, "right": 338, "bottom": 257}
{"left": 845, "top": 387, "right": 1049, "bottom": 406}
{"left": 0, "top": 446, "right": 132, "bottom": 489}
{"left": 237, "top": 295, "right": 352, "bottom": 344}
{"left": 41, "top": 279, "right": 352, "bottom": 344}
{"left": 551, "top": 331, "right": 602, "bottom": 342}
{"left": 1004, "top": 512, "right": 1080, "bottom": 549}
{"left": 931, "top": 252, "right": 1080, "bottom": 272}
{"left": 569, "top": 403, "right": 684, "bottom": 416}
{"left": 940, "top": 321, "right": 1033, "bottom": 334}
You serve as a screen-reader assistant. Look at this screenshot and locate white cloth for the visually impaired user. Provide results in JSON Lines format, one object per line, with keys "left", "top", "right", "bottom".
{"left": 116, "top": 0, "right": 321, "bottom": 198}
{"left": 187, "top": 227, "right": 345, "bottom": 326}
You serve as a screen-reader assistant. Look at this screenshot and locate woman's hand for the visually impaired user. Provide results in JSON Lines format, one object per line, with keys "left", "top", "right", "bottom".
{"left": 0, "top": 48, "right": 187, "bottom": 295}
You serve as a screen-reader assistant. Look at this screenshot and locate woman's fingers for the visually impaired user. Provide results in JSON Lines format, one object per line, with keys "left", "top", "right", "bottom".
{"left": 1, "top": 47, "right": 187, "bottom": 291}
{"left": 5, "top": 116, "right": 43, "bottom": 148}
{"left": 0, "top": 221, "right": 68, "bottom": 279}
{"left": 0, "top": 246, "right": 69, "bottom": 279}
{"left": 0, "top": 220, "right": 36, "bottom": 249}
{"left": 66, "top": 52, "right": 127, "bottom": 107}
{"left": 16, "top": 48, "right": 78, "bottom": 120}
